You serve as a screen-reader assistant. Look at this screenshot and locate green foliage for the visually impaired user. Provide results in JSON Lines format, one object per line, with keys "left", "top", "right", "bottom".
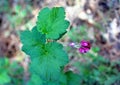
{"left": 37, "top": 7, "right": 70, "bottom": 40}
{"left": 20, "top": 27, "right": 69, "bottom": 83}
{"left": 27, "top": 74, "right": 43, "bottom": 85}
{"left": 20, "top": 6, "right": 120, "bottom": 85}
{"left": 8, "top": 61, "right": 24, "bottom": 85}
{"left": 65, "top": 71, "right": 81, "bottom": 85}
{"left": 20, "top": 26, "right": 46, "bottom": 58}
{"left": 105, "top": 74, "right": 120, "bottom": 85}
{"left": 0, "top": 58, "right": 10, "bottom": 84}
{"left": 72, "top": 49, "right": 120, "bottom": 85}
{"left": 0, "top": 58, "right": 24, "bottom": 85}
{"left": 67, "top": 25, "right": 120, "bottom": 85}
{"left": 21, "top": 26, "right": 69, "bottom": 81}
{"left": 20, "top": 7, "right": 82, "bottom": 85}
{"left": 0, "top": 72, "right": 10, "bottom": 84}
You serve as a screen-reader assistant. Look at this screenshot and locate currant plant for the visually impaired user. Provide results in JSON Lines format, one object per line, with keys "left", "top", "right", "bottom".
{"left": 20, "top": 7, "right": 80, "bottom": 85}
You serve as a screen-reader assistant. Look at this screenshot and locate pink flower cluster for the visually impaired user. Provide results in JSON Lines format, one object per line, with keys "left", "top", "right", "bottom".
{"left": 79, "top": 40, "right": 91, "bottom": 53}
{"left": 69, "top": 40, "right": 91, "bottom": 53}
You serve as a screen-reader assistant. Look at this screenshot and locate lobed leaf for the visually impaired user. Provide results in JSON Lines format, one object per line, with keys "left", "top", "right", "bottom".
{"left": 29, "top": 42, "right": 69, "bottom": 81}
{"left": 27, "top": 74, "right": 43, "bottom": 85}
{"left": 37, "top": 7, "right": 70, "bottom": 40}
{"left": 20, "top": 27, "right": 69, "bottom": 81}
{"left": 20, "top": 26, "right": 46, "bottom": 59}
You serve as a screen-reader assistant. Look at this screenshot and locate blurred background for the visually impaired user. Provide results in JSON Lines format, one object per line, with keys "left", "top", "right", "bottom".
{"left": 0, "top": 0, "right": 120, "bottom": 85}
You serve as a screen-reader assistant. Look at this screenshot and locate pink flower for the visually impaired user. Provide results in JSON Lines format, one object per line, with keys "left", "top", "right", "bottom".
{"left": 69, "top": 42, "right": 75, "bottom": 47}
{"left": 79, "top": 47, "right": 90, "bottom": 53}
{"left": 79, "top": 40, "right": 91, "bottom": 53}
{"left": 80, "top": 40, "right": 90, "bottom": 47}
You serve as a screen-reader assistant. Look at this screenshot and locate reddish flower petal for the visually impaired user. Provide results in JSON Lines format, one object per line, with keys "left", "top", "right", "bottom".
{"left": 80, "top": 40, "right": 91, "bottom": 49}
{"left": 79, "top": 47, "right": 90, "bottom": 53}
{"left": 79, "top": 40, "right": 91, "bottom": 53}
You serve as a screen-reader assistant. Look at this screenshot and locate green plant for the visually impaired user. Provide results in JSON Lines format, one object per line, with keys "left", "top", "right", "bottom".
{"left": 67, "top": 36, "right": 120, "bottom": 85}
{"left": 20, "top": 6, "right": 120, "bottom": 85}
{"left": 20, "top": 7, "right": 81, "bottom": 85}
{"left": 0, "top": 58, "right": 10, "bottom": 84}
{"left": 0, "top": 58, "right": 24, "bottom": 85}
{"left": 66, "top": 24, "right": 120, "bottom": 85}
{"left": 69, "top": 46, "right": 120, "bottom": 85}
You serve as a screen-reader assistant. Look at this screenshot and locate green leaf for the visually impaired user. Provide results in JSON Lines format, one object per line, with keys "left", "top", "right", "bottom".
{"left": 37, "top": 7, "right": 70, "bottom": 40}
{"left": 20, "top": 27, "right": 69, "bottom": 81}
{"left": 59, "top": 72, "right": 67, "bottom": 85}
{"left": 27, "top": 74, "right": 43, "bottom": 85}
{"left": 20, "top": 26, "right": 46, "bottom": 59}
{"left": 104, "top": 74, "right": 120, "bottom": 85}
{"left": 0, "top": 72, "right": 10, "bottom": 84}
{"left": 66, "top": 71, "right": 81, "bottom": 85}
{"left": 29, "top": 42, "right": 69, "bottom": 81}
